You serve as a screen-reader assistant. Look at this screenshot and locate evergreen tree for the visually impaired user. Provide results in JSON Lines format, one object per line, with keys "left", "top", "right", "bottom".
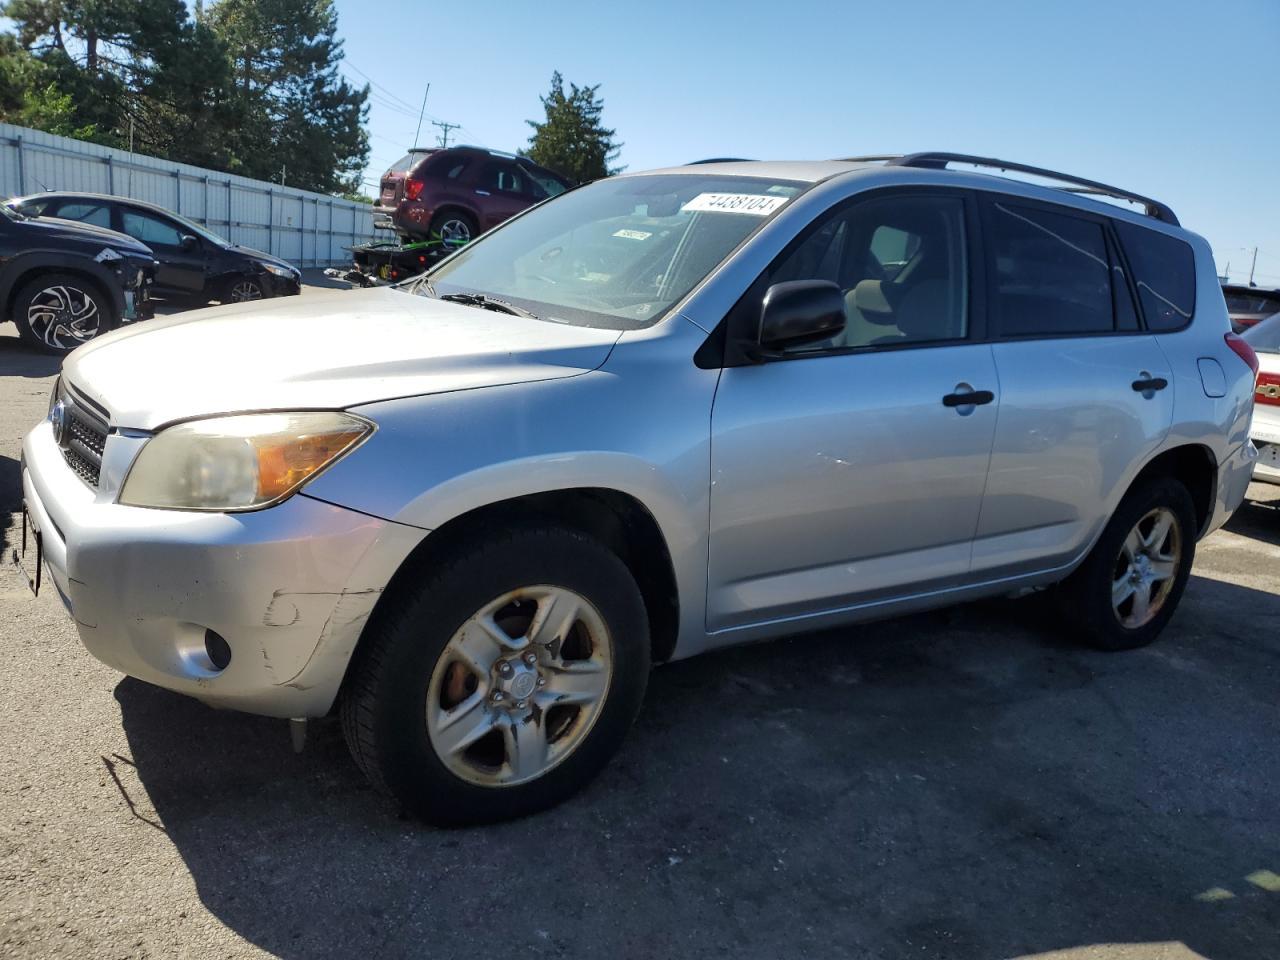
{"left": 205, "top": 0, "right": 369, "bottom": 193}
{"left": 524, "top": 71, "right": 621, "bottom": 184}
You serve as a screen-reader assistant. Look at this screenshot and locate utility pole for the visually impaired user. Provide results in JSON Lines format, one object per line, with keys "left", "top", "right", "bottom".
{"left": 1249, "top": 247, "right": 1258, "bottom": 286}
{"left": 432, "top": 120, "right": 460, "bottom": 149}
{"left": 414, "top": 84, "right": 431, "bottom": 148}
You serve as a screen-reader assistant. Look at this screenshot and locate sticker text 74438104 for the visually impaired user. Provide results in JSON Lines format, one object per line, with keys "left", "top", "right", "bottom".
{"left": 680, "top": 193, "right": 789, "bottom": 216}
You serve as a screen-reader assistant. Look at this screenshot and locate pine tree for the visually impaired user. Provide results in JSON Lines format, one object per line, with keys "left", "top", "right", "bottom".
{"left": 524, "top": 71, "right": 621, "bottom": 185}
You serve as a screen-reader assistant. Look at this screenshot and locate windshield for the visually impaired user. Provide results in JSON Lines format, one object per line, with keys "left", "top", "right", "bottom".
{"left": 1242, "top": 312, "right": 1280, "bottom": 353}
{"left": 419, "top": 173, "right": 805, "bottom": 329}
{"left": 0, "top": 201, "right": 24, "bottom": 222}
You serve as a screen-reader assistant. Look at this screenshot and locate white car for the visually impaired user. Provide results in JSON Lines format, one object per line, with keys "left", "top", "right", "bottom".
{"left": 1242, "top": 311, "right": 1280, "bottom": 483}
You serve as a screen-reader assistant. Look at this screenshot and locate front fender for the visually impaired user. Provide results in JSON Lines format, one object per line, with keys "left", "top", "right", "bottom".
{"left": 303, "top": 332, "right": 720, "bottom": 659}
{"left": 0, "top": 249, "right": 129, "bottom": 317}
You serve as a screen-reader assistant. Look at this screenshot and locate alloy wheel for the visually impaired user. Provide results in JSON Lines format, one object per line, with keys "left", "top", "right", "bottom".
{"left": 230, "top": 280, "right": 263, "bottom": 302}
{"left": 26, "top": 285, "right": 101, "bottom": 350}
{"left": 438, "top": 219, "right": 472, "bottom": 245}
{"left": 426, "top": 585, "right": 613, "bottom": 787}
{"left": 1111, "top": 506, "right": 1182, "bottom": 629}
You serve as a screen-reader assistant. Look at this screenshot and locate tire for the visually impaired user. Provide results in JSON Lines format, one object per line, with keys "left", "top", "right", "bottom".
{"left": 340, "top": 525, "right": 650, "bottom": 826}
{"left": 1056, "top": 475, "right": 1197, "bottom": 651}
{"left": 428, "top": 209, "right": 477, "bottom": 247}
{"left": 222, "top": 276, "right": 266, "bottom": 303}
{"left": 13, "top": 273, "right": 117, "bottom": 353}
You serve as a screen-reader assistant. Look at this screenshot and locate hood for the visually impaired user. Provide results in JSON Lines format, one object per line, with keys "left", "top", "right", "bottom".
{"left": 62, "top": 287, "right": 621, "bottom": 430}
{"left": 228, "top": 243, "right": 298, "bottom": 274}
{"left": 26, "top": 215, "right": 154, "bottom": 257}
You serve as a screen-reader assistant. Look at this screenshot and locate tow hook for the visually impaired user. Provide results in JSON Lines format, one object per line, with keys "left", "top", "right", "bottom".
{"left": 289, "top": 717, "right": 308, "bottom": 754}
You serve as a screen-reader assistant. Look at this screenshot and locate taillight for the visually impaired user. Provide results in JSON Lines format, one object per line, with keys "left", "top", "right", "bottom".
{"left": 1258, "top": 372, "right": 1280, "bottom": 407}
{"left": 404, "top": 177, "right": 424, "bottom": 201}
{"left": 1225, "top": 332, "right": 1260, "bottom": 379}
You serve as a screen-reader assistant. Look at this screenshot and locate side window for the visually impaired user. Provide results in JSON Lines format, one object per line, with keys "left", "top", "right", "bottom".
{"left": 51, "top": 201, "right": 112, "bottom": 229}
{"left": 1113, "top": 221, "right": 1196, "bottom": 331}
{"left": 424, "top": 154, "right": 469, "bottom": 181}
{"left": 121, "top": 209, "right": 183, "bottom": 248}
{"left": 520, "top": 165, "right": 568, "bottom": 200}
{"left": 986, "top": 200, "right": 1119, "bottom": 336}
{"left": 479, "top": 162, "right": 525, "bottom": 195}
{"left": 770, "top": 194, "right": 968, "bottom": 351}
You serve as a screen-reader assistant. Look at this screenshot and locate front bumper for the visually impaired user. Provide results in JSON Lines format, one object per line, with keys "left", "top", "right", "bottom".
{"left": 21, "top": 419, "right": 423, "bottom": 717}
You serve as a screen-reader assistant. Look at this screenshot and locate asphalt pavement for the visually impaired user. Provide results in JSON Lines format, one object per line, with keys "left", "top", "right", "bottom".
{"left": 1, "top": 283, "right": 1277, "bottom": 959}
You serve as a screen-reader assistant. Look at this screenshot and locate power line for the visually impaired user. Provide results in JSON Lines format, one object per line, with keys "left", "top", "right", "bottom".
{"left": 342, "top": 59, "right": 420, "bottom": 112}
{"left": 432, "top": 120, "right": 460, "bottom": 149}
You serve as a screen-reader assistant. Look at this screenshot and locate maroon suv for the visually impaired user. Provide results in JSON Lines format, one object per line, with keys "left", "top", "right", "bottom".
{"left": 374, "top": 146, "right": 571, "bottom": 244}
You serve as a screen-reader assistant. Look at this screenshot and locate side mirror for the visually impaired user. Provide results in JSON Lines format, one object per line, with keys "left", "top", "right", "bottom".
{"left": 755, "top": 280, "right": 846, "bottom": 357}
{"left": 180, "top": 234, "right": 199, "bottom": 252}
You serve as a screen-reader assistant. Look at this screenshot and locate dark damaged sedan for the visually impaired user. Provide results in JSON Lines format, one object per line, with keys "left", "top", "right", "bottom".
{"left": 8, "top": 193, "right": 301, "bottom": 305}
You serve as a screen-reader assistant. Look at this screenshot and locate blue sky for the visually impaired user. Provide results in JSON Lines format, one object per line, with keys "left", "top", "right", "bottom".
{"left": 335, "top": 0, "right": 1280, "bottom": 286}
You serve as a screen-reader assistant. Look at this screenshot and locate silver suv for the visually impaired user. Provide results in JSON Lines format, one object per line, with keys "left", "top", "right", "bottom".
{"left": 20, "top": 153, "right": 1259, "bottom": 824}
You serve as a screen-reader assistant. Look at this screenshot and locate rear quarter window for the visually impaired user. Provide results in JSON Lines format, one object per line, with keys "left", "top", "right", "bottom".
{"left": 1114, "top": 221, "right": 1196, "bottom": 331}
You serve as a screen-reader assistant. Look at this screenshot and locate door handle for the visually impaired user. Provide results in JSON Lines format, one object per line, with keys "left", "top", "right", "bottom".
{"left": 1131, "top": 376, "right": 1168, "bottom": 393}
{"left": 475, "top": 190, "right": 491, "bottom": 196}
{"left": 942, "top": 389, "right": 995, "bottom": 408}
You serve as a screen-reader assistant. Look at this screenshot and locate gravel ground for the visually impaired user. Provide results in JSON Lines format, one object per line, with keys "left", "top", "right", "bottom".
{"left": 1, "top": 282, "right": 1278, "bottom": 959}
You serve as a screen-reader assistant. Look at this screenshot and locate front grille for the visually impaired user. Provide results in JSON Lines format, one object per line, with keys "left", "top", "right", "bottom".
{"left": 59, "top": 390, "right": 109, "bottom": 488}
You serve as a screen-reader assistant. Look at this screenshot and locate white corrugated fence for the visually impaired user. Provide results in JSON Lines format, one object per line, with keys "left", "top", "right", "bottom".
{"left": 0, "top": 123, "right": 373, "bottom": 266}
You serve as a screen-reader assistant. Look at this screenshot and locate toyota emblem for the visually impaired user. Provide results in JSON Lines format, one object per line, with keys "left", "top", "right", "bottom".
{"left": 50, "top": 399, "right": 69, "bottom": 449}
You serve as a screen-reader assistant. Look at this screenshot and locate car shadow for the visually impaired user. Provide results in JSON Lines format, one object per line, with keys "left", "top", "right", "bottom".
{"left": 112, "top": 576, "right": 1280, "bottom": 959}
{"left": 1, "top": 454, "right": 20, "bottom": 559}
{"left": 1226, "top": 494, "right": 1280, "bottom": 547}
{"left": 0, "top": 332, "right": 61, "bottom": 378}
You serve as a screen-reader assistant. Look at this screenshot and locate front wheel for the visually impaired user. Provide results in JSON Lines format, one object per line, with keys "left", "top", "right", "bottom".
{"left": 13, "top": 274, "right": 116, "bottom": 353}
{"left": 1056, "top": 476, "right": 1197, "bottom": 651}
{"left": 223, "top": 276, "right": 266, "bottom": 303}
{"left": 340, "top": 525, "right": 650, "bottom": 825}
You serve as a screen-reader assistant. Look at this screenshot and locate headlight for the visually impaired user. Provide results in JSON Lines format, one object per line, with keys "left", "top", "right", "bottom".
{"left": 263, "top": 262, "right": 297, "bottom": 279}
{"left": 120, "top": 411, "right": 373, "bottom": 511}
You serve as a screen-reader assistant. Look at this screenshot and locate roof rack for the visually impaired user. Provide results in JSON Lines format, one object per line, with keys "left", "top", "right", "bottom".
{"left": 687, "top": 157, "right": 754, "bottom": 164}
{"left": 841, "top": 152, "right": 1179, "bottom": 226}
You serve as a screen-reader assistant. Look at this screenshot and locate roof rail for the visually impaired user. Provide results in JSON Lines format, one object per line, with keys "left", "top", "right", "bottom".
{"left": 841, "top": 152, "right": 1179, "bottom": 226}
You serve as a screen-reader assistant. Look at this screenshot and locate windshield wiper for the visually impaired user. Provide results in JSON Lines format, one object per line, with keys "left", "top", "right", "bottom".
{"left": 439, "top": 291, "right": 540, "bottom": 321}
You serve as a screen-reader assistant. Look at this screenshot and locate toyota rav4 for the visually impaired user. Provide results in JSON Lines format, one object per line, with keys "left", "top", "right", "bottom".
{"left": 20, "top": 154, "right": 1258, "bottom": 825}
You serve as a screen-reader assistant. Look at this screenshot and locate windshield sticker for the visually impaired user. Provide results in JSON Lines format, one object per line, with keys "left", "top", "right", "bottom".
{"left": 681, "top": 193, "right": 789, "bottom": 216}
{"left": 612, "top": 229, "right": 652, "bottom": 240}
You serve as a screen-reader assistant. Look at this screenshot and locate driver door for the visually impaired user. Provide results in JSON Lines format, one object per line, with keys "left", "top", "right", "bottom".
{"left": 706, "top": 190, "right": 1000, "bottom": 631}
{"left": 115, "top": 206, "right": 207, "bottom": 294}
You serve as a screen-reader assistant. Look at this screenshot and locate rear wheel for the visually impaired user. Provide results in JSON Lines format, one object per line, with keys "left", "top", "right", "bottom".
{"left": 340, "top": 525, "right": 650, "bottom": 825}
{"left": 1056, "top": 476, "right": 1196, "bottom": 651}
{"left": 429, "top": 210, "right": 477, "bottom": 247}
{"left": 13, "top": 273, "right": 116, "bottom": 353}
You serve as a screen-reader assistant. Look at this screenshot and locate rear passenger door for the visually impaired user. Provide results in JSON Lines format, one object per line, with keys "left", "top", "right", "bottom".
{"left": 972, "top": 195, "right": 1174, "bottom": 579}
{"left": 474, "top": 161, "right": 534, "bottom": 230}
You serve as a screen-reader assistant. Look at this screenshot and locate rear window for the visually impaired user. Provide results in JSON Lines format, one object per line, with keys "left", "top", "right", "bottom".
{"left": 1114, "top": 221, "right": 1196, "bottom": 330}
{"left": 1223, "top": 290, "right": 1280, "bottom": 314}
{"left": 987, "top": 200, "right": 1125, "bottom": 336}
{"left": 1242, "top": 313, "right": 1280, "bottom": 353}
{"left": 387, "top": 150, "right": 432, "bottom": 173}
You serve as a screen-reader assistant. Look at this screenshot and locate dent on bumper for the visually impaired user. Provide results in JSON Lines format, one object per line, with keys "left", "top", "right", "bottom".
{"left": 23, "top": 422, "right": 424, "bottom": 718}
